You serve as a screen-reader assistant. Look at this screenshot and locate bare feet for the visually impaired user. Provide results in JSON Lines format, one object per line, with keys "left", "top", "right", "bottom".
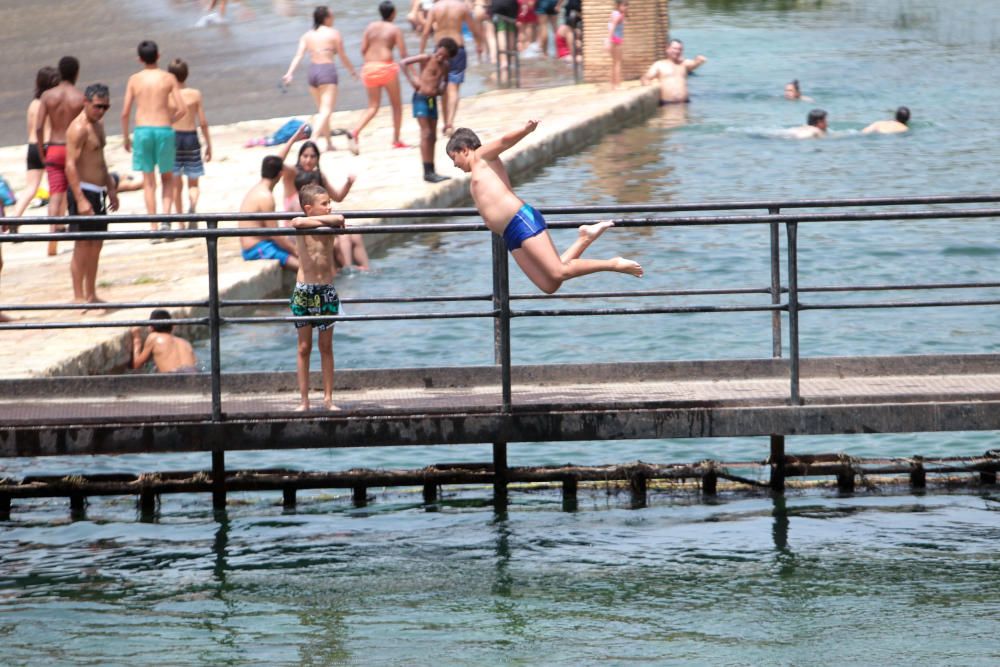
{"left": 612, "top": 257, "right": 644, "bottom": 278}
{"left": 294, "top": 402, "right": 310, "bottom": 412}
{"left": 579, "top": 219, "right": 615, "bottom": 242}
{"left": 323, "top": 399, "right": 340, "bottom": 411}
{"left": 347, "top": 132, "right": 359, "bottom": 156}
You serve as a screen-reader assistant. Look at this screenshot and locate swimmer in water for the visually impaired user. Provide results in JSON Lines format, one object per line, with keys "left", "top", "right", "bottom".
{"left": 446, "top": 120, "right": 643, "bottom": 294}
{"left": 788, "top": 108, "right": 828, "bottom": 139}
{"left": 640, "top": 39, "right": 707, "bottom": 104}
{"left": 783, "top": 79, "right": 815, "bottom": 102}
{"left": 863, "top": 106, "right": 910, "bottom": 134}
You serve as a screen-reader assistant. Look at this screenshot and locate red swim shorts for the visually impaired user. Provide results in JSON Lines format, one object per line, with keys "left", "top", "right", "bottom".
{"left": 44, "top": 144, "right": 68, "bottom": 194}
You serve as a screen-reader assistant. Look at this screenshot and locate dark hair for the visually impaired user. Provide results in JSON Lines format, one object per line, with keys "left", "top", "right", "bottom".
{"left": 669, "top": 39, "right": 683, "bottom": 47}
{"left": 895, "top": 106, "right": 910, "bottom": 124}
{"left": 168, "top": 58, "right": 188, "bottom": 83}
{"left": 294, "top": 170, "right": 321, "bottom": 192}
{"left": 299, "top": 183, "right": 329, "bottom": 208}
{"left": 807, "top": 108, "right": 827, "bottom": 126}
{"left": 566, "top": 10, "right": 581, "bottom": 30}
{"left": 150, "top": 309, "right": 173, "bottom": 333}
{"left": 313, "top": 6, "right": 331, "bottom": 29}
{"left": 789, "top": 79, "right": 800, "bottom": 93}
{"left": 34, "top": 66, "right": 60, "bottom": 99}
{"left": 446, "top": 127, "right": 482, "bottom": 154}
{"left": 437, "top": 37, "right": 459, "bottom": 58}
{"left": 84, "top": 83, "right": 110, "bottom": 101}
{"left": 296, "top": 141, "right": 325, "bottom": 184}
{"left": 379, "top": 1, "right": 395, "bottom": 20}
{"left": 57, "top": 56, "right": 79, "bottom": 84}
{"left": 138, "top": 40, "right": 159, "bottom": 65}
{"left": 261, "top": 155, "right": 284, "bottom": 179}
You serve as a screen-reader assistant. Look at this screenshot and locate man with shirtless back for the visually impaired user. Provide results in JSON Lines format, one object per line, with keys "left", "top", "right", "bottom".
{"left": 351, "top": 1, "right": 409, "bottom": 150}
{"left": 36, "top": 56, "right": 86, "bottom": 254}
{"left": 640, "top": 39, "right": 707, "bottom": 104}
{"left": 64, "top": 83, "right": 119, "bottom": 305}
{"left": 239, "top": 156, "right": 300, "bottom": 271}
{"left": 420, "top": 0, "right": 482, "bottom": 135}
{"left": 121, "top": 40, "right": 187, "bottom": 233}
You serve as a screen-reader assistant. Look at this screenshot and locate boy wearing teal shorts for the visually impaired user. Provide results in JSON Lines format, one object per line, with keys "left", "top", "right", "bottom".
{"left": 121, "top": 40, "right": 187, "bottom": 234}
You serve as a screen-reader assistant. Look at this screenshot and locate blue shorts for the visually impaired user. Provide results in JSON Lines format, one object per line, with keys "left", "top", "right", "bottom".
{"left": 412, "top": 92, "right": 438, "bottom": 120}
{"left": 241, "top": 239, "right": 291, "bottom": 266}
{"left": 173, "top": 130, "right": 204, "bottom": 177}
{"left": 502, "top": 203, "right": 547, "bottom": 252}
{"left": 448, "top": 46, "right": 467, "bottom": 85}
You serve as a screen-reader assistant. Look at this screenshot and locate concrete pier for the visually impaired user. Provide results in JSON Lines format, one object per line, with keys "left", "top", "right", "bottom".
{"left": 0, "top": 83, "right": 659, "bottom": 378}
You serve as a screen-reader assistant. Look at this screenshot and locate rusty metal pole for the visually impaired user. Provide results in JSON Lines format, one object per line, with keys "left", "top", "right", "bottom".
{"left": 493, "top": 442, "right": 508, "bottom": 509}
{"left": 562, "top": 477, "right": 578, "bottom": 512}
{"left": 770, "top": 435, "right": 786, "bottom": 493}
{"left": 212, "top": 449, "right": 226, "bottom": 511}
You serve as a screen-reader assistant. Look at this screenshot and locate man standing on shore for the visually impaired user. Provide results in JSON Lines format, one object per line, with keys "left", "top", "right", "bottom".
{"left": 420, "top": 0, "right": 482, "bottom": 136}
{"left": 239, "top": 156, "right": 300, "bottom": 270}
{"left": 121, "top": 41, "right": 187, "bottom": 234}
{"left": 640, "top": 39, "right": 707, "bottom": 104}
{"left": 36, "top": 56, "right": 86, "bottom": 256}
{"left": 65, "top": 83, "right": 119, "bottom": 305}
{"left": 351, "top": 1, "right": 409, "bottom": 150}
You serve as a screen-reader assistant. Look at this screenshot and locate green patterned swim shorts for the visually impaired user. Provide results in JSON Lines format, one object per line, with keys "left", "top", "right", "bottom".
{"left": 289, "top": 282, "right": 340, "bottom": 331}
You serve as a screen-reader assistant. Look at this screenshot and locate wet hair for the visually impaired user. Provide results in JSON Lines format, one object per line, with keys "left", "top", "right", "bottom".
{"left": 437, "top": 37, "right": 459, "bottom": 58}
{"left": 895, "top": 106, "right": 910, "bottom": 124}
{"left": 34, "top": 66, "right": 60, "bottom": 100}
{"left": 807, "top": 108, "right": 827, "bottom": 127}
{"left": 379, "top": 1, "right": 395, "bottom": 20}
{"left": 261, "top": 155, "right": 284, "bottom": 179}
{"left": 84, "top": 83, "right": 110, "bottom": 101}
{"left": 294, "top": 169, "right": 322, "bottom": 192}
{"left": 138, "top": 40, "right": 159, "bottom": 65}
{"left": 168, "top": 58, "right": 189, "bottom": 83}
{"left": 313, "top": 6, "right": 331, "bottom": 29}
{"left": 299, "top": 183, "right": 329, "bottom": 209}
{"left": 789, "top": 79, "right": 801, "bottom": 94}
{"left": 150, "top": 309, "right": 173, "bottom": 333}
{"left": 446, "top": 127, "right": 482, "bottom": 154}
{"left": 58, "top": 56, "right": 79, "bottom": 84}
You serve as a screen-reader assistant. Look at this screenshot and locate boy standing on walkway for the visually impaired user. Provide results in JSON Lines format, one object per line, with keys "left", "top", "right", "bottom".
{"left": 289, "top": 183, "right": 346, "bottom": 411}
{"left": 167, "top": 58, "right": 212, "bottom": 224}
{"left": 401, "top": 37, "right": 458, "bottom": 183}
{"left": 121, "top": 40, "right": 187, "bottom": 233}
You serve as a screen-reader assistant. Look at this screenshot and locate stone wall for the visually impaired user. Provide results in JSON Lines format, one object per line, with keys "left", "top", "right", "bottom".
{"left": 583, "top": 0, "right": 670, "bottom": 83}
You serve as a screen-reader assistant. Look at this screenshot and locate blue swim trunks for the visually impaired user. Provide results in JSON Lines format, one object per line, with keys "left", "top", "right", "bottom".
{"left": 241, "top": 239, "right": 291, "bottom": 266}
{"left": 502, "top": 203, "right": 547, "bottom": 252}
{"left": 412, "top": 92, "right": 438, "bottom": 120}
{"left": 132, "top": 125, "right": 176, "bottom": 173}
{"left": 448, "top": 46, "right": 467, "bottom": 85}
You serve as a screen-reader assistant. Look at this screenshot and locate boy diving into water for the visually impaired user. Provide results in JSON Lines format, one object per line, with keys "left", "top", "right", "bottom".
{"left": 446, "top": 120, "right": 643, "bottom": 294}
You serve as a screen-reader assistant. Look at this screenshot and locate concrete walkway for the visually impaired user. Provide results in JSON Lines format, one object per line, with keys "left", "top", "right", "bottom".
{"left": 0, "top": 82, "right": 659, "bottom": 378}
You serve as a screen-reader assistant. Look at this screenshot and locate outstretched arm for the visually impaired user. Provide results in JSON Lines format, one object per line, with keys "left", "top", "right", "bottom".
{"left": 291, "top": 214, "right": 346, "bottom": 229}
{"left": 479, "top": 120, "right": 538, "bottom": 161}
{"left": 685, "top": 55, "right": 707, "bottom": 73}
{"left": 322, "top": 173, "right": 355, "bottom": 203}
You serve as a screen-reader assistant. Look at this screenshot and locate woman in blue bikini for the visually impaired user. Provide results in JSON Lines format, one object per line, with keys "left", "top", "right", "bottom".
{"left": 446, "top": 119, "right": 643, "bottom": 294}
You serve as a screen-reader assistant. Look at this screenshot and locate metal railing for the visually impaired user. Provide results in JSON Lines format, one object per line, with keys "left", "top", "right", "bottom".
{"left": 4, "top": 194, "right": 1000, "bottom": 415}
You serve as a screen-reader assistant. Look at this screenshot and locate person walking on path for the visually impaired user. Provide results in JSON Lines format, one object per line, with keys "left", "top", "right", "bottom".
{"left": 167, "top": 58, "right": 213, "bottom": 224}
{"left": 65, "top": 83, "right": 119, "bottom": 306}
{"left": 36, "top": 56, "right": 86, "bottom": 256}
{"left": 606, "top": 0, "right": 627, "bottom": 89}
{"left": 283, "top": 6, "right": 359, "bottom": 154}
{"left": 420, "top": 0, "right": 482, "bottom": 136}
{"left": 12, "top": 67, "right": 61, "bottom": 223}
{"left": 446, "top": 120, "right": 642, "bottom": 294}
{"left": 351, "top": 1, "right": 409, "bottom": 151}
{"left": 121, "top": 40, "right": 187, "bottom": 234}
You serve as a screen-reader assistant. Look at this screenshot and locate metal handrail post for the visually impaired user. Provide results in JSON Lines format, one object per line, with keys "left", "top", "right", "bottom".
{"left": 786, "top": 222, "right": 802, "bottom": 404}
{"left": 768, "top": 208, "right": 782, "bottom": 358}
{"left": 572, "top": 29, "right": 582, "bottom": 83}
{"left": 206, "top": 220, "right": 223, "bottom": 420}
{"left": 492, "top": 235, "right": 512, "bottom": 410}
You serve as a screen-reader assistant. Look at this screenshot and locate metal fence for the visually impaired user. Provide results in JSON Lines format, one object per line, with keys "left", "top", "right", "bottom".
{"left": 4, "top": 194, "right": 1000, "bottom": 416}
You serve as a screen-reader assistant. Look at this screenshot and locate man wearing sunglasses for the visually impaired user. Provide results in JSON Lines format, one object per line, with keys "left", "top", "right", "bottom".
{"left": 65, "top": 83, "right": 119, "bottom": 306}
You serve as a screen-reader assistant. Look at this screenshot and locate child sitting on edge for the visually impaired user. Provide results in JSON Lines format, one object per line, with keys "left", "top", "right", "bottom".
{"left": 446, "top": 120, "right": 642, "bottom": 294}
{"left": 131, "top": 309, "right": 198, "bottom": 373}
{"left": 290, "top": 183, "right": 347, "bottom": 411}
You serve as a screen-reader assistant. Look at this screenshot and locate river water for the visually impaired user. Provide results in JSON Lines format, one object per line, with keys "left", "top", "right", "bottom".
{"left": 4, "top": 0, "right": 1000, "bottom": 664}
